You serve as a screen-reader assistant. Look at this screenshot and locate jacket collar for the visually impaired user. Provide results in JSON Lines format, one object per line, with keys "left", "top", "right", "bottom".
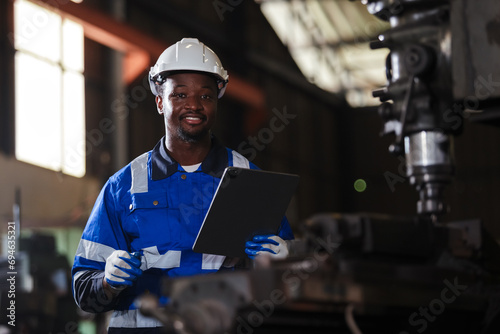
{"left": 151, "top": 136, "right": 228, "bottom": 180}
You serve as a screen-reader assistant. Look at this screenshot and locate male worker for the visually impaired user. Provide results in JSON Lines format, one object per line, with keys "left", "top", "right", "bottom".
{"left": 71, "top": 38, "right": 293, "bottom": 333}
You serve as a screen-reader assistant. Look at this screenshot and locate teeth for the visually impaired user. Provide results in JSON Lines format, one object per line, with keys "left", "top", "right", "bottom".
{"left": 185, "top": 117, "right": 201, "bottom": 120}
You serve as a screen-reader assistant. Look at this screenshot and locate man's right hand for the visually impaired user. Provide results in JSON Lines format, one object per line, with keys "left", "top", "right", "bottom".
{"left": 104, "top": 250, "right": 142, "bottom": 292}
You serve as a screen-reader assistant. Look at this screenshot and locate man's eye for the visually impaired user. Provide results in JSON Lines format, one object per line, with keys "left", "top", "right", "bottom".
{"left": 201, "top": 94, "right": 214, "bottom": 100}
{"left": 171, "top": 93, "right": 186, "bottom": 98}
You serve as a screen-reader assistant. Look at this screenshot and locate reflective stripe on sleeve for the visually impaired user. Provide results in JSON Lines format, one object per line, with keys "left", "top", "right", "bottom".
{"left": 201, "top": 254, "right": 226, "bottom": 270}
{"left": 76, "top": 239, "right": 116, "bottom": 263}
{"left": 141, "top": 246, "right": 181, "bottom": 270}
{"left": 231, "top": 150, "right": 250, "bottom": 169}
{"left": 131, "top": 152, "right": 149, "bottom": 194}
{"left": 109, "top": 309, "right": 163, "bottom": 328}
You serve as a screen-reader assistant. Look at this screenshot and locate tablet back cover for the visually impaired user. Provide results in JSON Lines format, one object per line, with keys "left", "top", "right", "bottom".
{"left": 192, "top": 167, "right": 299, "bottom": 258}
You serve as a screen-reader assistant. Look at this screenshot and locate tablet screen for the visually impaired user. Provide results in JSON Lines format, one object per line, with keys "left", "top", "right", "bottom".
{"left": 192, "top": 167, "right": 299, "bottom": 258}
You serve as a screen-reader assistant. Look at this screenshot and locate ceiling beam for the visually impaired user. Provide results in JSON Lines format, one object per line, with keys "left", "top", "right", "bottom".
{"left": 31, "top": 0, "right": 266, "bottom": 112}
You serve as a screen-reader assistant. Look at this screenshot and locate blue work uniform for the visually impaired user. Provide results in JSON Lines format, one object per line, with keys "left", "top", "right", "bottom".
{"left": 71, "top": 137, "right": 294, "bottom": 333}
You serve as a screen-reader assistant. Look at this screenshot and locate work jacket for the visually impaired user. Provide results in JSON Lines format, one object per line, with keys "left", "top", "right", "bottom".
{"left": 71, "top": 137, "right": 294, "bottom": 333}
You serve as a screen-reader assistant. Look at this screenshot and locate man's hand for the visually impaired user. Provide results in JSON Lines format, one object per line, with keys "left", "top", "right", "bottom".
{"left": 104, "top": 250, "right": 142, "bottom": 292}
{"left": 245, "top": 235, "right": 289, "bottom": 260}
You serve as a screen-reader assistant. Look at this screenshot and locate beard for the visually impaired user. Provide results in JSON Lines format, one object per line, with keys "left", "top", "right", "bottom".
{"left": 177, "top": 125, "right": 209, "bottom": 143}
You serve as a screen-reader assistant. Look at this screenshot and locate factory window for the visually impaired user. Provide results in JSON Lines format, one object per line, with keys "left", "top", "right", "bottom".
{"left": 14, "top": 0, "right": 85, "bottom": 177}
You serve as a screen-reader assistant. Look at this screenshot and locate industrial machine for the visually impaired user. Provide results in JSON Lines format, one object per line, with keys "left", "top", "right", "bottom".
{"left": 0, "top": 233, "right": 78, "bottom": 334}
{"left": 137, "top": 0, "right": 500, "bottom": 333}
{"left": 368, "top": 0, "right": 500, "bottom": 218}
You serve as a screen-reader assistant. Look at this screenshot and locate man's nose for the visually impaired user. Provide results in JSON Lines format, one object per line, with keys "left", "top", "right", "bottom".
{"left": 184, "top": 95, "right": 202, "bottom": 110}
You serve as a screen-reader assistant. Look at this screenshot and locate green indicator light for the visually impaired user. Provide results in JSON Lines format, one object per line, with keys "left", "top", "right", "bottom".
{"left": 354, "top": 179, "right": 367, "bottom": 192}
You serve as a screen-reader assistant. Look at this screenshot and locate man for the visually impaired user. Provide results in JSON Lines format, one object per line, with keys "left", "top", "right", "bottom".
{"left": 71, "top": 38, "right": 293, "bottom": 333}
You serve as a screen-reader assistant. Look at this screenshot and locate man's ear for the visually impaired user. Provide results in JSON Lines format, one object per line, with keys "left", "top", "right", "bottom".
{"left": 155, "top": 95, "right": 163, "bottom": 114}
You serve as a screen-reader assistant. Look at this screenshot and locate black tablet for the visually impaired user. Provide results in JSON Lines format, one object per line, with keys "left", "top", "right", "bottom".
{"left": 192, "top": 167, "right": 299, "bottom": 258}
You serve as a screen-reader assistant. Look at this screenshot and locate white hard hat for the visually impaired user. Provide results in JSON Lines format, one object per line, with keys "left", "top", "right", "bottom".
{"left": 149, "top": 38, "right": 229, "bottom": 98}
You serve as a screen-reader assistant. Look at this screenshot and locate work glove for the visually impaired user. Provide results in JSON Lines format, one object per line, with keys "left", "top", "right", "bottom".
{"left": 104, "top": 250, "right": 142, "bottom": 291}
{"left": 245, "top": 234, "right": 289, "bottom": 260}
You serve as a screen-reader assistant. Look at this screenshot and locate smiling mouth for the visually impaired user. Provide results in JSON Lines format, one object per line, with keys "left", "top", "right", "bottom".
{"left": 180, "top": 114, "right": 206, "bottom": 125}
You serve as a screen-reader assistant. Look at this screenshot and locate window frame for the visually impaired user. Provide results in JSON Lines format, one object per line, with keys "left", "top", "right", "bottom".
{"left": 12, "top": 0, "right": 86, "bottom": 177}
